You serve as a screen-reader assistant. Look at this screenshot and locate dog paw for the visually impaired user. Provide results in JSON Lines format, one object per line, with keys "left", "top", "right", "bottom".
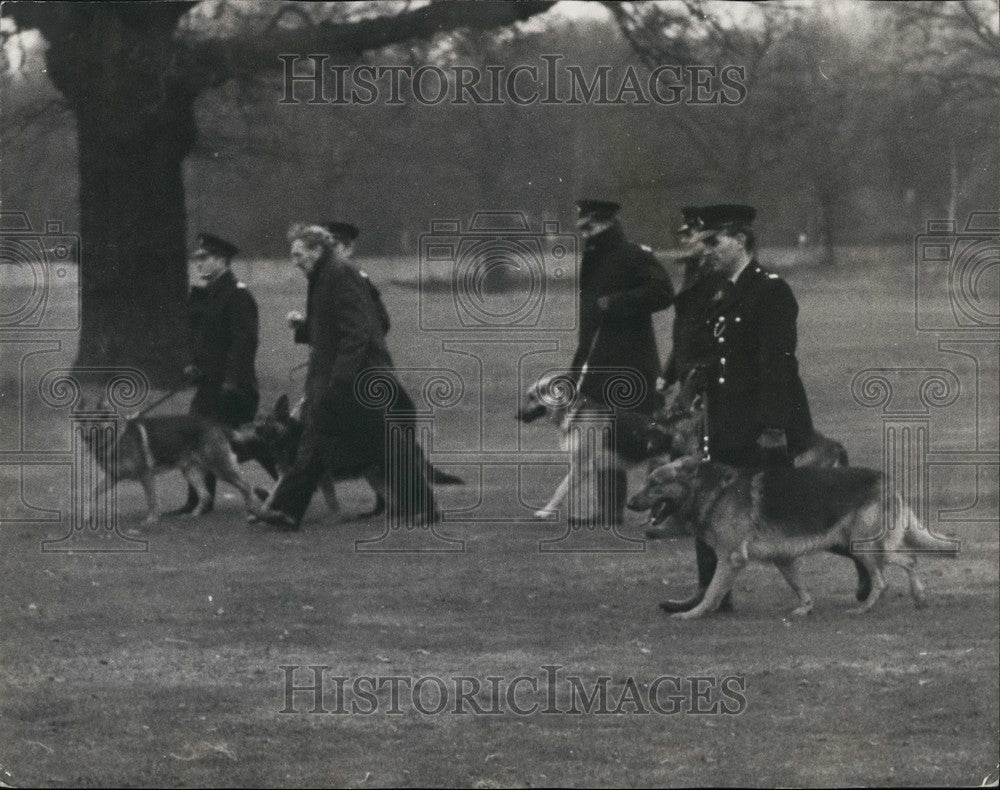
{"left": 533, "top": 509, "right": 557, "bottom": 520}
{"left": 143, "top": 514, "right": 160, "bottom": 525}
{"left": 845, "top": 605, "right": 871, "bottom": 615}
{"left": 671, "top": 610, "right": 702, "bottom": 620}
{"left": 790, "top": 605, "right": 812, "bottom": 617}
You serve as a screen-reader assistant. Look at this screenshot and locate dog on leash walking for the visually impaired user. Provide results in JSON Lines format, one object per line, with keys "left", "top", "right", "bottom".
{"left": 627, "top": 455, "right": 959, "bottom": 618}
{"left": 517, "top": 371, "right": 661, "bottom": 521}
{"left": 79, "top": 401, "right": 276, "bottom": 524}
{"left": 644, "top": 367, "right": 871, "bottom": 601}
{"left": 235, "top": 395, "right": 463, "bottom": 521}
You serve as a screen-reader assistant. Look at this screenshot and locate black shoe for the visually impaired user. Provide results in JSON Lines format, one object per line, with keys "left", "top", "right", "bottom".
{"left": 645, "top": 525, "right": 670, "bottom": 540}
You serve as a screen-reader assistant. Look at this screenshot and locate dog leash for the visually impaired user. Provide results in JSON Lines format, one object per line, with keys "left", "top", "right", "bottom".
{"left": 130, "top": 384, "right": 189, "bottom": 419}
{"left": 575, "top": 325, "right": 603, "bottom": 396}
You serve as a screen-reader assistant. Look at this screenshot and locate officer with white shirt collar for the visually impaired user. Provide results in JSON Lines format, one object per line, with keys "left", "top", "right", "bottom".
{"left": 659, "top": 204, "right": 817, "bottom": 614}
{"left": 693, "top": 204, "right": 814, "bottom": 467}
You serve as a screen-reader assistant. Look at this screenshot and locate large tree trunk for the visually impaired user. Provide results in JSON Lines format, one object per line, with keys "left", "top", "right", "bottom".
{"left": 73, "top": 104, "right": 194, "bottom": 386}
{"left": 39, "top": 3, "right": 197, "bottom": 387}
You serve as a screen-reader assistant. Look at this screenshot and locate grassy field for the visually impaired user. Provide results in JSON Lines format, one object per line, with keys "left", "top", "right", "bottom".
{"left": 1, "top": 247, "right": 997, "bottom": 787}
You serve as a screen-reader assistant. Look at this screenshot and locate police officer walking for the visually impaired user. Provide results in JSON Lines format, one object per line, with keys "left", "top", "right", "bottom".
{"left": 570, "top": 199, "right": 674, "bottom": 525}
{"left": 657, "top": 204, "right": 868, "bottom": 613}
{"left": 656, "top": 206, "right": 726, "bottom": 396}
{"left": 169, "top": 233, "right": 261, "bottom": 515}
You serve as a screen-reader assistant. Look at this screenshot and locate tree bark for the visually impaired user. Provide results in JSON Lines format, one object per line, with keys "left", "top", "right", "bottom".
{"left": 73, "top": 107, "right": 195, "bottom": 385}
{"left": 30, "top": 2, "right": 198, "bottom": 385}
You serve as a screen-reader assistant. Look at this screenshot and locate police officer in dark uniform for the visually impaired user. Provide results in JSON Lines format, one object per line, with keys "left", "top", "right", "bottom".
{"left": 570, "top": 199, "right": 675, "bottom": 524}
{"left": 644, "top": 207, "right": 725, "bottom": 540}
{"left": 658, "top": 205, "right": 869, "bottom": 613}
{"left": 169, "top": 233, "right": 261, "bottom": 515}
{"left": 657, "top": 206, "right": 726, "bottom": 395}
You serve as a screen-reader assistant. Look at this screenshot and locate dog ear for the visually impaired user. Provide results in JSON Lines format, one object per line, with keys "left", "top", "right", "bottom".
{"left": 275, "top": 394, "right": 290, "bottom": 420}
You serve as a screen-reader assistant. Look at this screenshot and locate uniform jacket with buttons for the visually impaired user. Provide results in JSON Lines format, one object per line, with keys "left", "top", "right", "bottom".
{"left": 699, "top": 260, "right": 813, "bottom": 463}
{"left": 188, "top": 269, "right": 260, "bottom": 426}
{"left": 661, "top": 265, "right": 726, "bottom": 389}
{"left": 570, "top": 223, "right": 674, "bottom": 412}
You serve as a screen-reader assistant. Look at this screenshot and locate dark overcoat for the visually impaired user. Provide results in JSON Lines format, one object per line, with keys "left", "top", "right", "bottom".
{"left": 570, "top": 223, "right": 674, "bottom": 412}
{"left": 188, "top": 269, "right": 260, "bottom": 426}
{"left": 296, "top": 256, "right": 410, "bottom": 475}
{"left": 698, "top": 261, "right": 814, "bottom": 464}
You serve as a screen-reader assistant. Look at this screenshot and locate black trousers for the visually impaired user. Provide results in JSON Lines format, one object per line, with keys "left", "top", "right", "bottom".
{"left": 269, "top": 417, "right": 438, "bottom": 526}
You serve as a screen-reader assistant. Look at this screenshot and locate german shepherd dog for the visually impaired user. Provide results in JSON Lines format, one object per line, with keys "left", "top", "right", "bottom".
{"left": 517, "top": 372, "right": 662, "bottom": 521}
{"left": 236, "top": 395, "right": 463, "bottom": 521}
{"left": 79, "top": 402, "right": 277, "bottom": 524}
{"left": 645, "top": 367, "right": 871, "bottom": 601}
{"left": 628, "top": 456, "right": 959, "bottom": 619}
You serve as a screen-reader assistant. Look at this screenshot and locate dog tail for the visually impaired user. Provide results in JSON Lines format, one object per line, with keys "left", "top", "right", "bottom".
{"left": 899, "top": 498, "right": 960, "bottom": 556}
{"left": 431, "top": 467, "right": 464, "bottom": 486}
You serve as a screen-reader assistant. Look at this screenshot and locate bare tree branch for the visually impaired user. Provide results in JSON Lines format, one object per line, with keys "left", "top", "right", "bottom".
{"left": 185, "top": 1, "right": 555, "bottom": 89}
